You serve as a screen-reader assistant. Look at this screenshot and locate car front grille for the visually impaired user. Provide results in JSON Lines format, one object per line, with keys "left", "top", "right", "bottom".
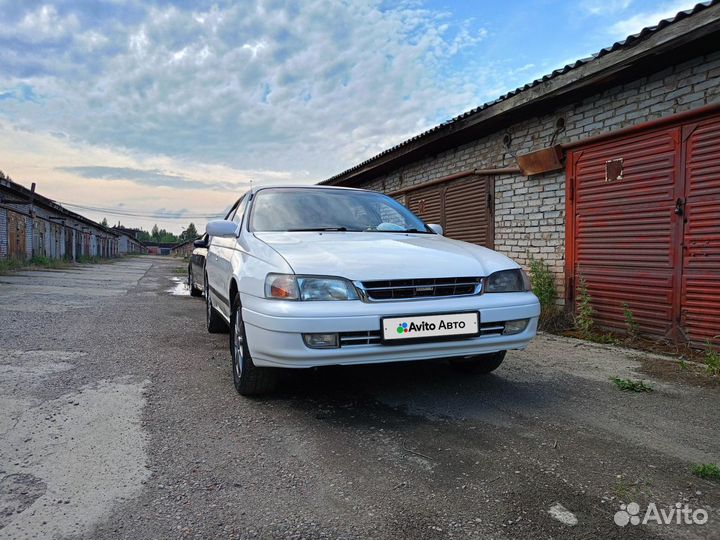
{"left": 338, "top": 322, "right": 505, "bottom": 347}
{"left": 357, "top": 277, "right": 482, "bottom": 302}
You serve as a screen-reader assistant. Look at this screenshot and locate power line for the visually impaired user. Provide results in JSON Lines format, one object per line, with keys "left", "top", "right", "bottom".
{"left": 58, "top": 201, "right": 225, "bottom": 220}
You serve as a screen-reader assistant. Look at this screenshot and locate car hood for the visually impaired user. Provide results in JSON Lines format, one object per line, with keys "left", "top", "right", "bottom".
{"left": 253, "top": 232, "right": 518, "bottom": 281}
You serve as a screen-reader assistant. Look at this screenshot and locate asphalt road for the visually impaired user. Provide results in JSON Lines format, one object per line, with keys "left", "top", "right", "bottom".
{"left": 0, "top": 256, "right": 718, "bottom": 540}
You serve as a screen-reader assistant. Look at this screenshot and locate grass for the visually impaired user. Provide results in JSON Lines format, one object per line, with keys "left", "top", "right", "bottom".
{"left": 1, "top": 256, "right": 71, "bottom": 274}
{"left": 692, "top": 463, "right": 720, "bottom": 481}
{"left": 0, "top": 258, "right": 26, "bottom": 274}
{"left": 28, "top": 255, "right": 71, "bottom": 269}
{"left": 527, "top": 258, "right": 574, "bottom": 333}
{"left": 611, "top": 377, "right": 653, "bottom": 392}
{"left": 622, "top": 303, "right": 640, "bottom": 339}
{"left": 614, "top": 478, "right": 634, "bottom": 500}
{"left": 704, "top": 341, "right": 720, "bottom": 376}
{"left": 613, "top": 477, "right": 655, "bottom": 501}
{"left": 529, "top": 258, "right": 557, "bottom": 308}
{"left": 587, "top": 333, "right": 620, "bottom": 345}
{"left": 575, "top": 276, "right": 594, "bottom": 338}
{"left": 0, "top": 254, "right": 119, "bottom": 274}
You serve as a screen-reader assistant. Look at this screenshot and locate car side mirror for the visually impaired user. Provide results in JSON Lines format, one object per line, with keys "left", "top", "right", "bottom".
{"left": 193, "top": 238, "right": 208, "bottom": 248}
{"left": 206, "top": 220, "right": 238, "bottom": 238}
{"left": 428, "top": 223, "right": 443, "bottom": 235}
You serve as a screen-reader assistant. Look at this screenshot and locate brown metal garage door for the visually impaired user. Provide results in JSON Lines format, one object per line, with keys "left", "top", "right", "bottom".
{"left": 7, "top": 211, "right": 27, "bottom": 259}
{"left": 405, "top": 175, "right": 494, "bottom": 248}
{"left": 567, "top": 112, "right": 720, "bottom": 346}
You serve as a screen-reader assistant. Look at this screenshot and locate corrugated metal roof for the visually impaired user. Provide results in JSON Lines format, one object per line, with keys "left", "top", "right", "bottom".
{"left": 322, "top": 1, "right": 718, "bottom": 185}
{"left": 0, "top": 176, "right": 119, "bottom": 235}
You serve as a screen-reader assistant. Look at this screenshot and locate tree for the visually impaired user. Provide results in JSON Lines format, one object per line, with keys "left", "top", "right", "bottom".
{"left": 151, "top": 224, "right": 160, "bottom": 240}
{"left": 179, "top": 222, "right": 198, "bottom": 241}
{"left": 101, "top": 218, "right": 108, "bottom": 227}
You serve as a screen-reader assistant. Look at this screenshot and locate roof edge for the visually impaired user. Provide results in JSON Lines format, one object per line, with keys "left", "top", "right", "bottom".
{"left": 0, "top": 176, "right": 119, "bottom": 236}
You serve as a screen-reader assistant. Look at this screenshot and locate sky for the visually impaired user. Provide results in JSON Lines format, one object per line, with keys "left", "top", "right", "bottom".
{"left": 0, "top": 0, "right": 703, "bottom": 233}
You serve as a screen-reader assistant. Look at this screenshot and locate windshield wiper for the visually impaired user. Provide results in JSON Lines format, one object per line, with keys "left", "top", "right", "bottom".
{"left": 366, "top": 228, "right": 432, "bottom": 233}
{"left": 285, "top": 227, "right": 350, "bottom": 232}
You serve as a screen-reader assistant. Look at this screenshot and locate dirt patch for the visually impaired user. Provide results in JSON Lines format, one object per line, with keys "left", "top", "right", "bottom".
{"left": 0, "top": 474, "right": 46, "bottom": 529}
{"left": 636, "top": 356, "right": 720, "bottom": 389}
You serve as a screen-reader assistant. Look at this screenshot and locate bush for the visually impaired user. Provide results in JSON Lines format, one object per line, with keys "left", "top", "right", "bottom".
{"left": 529, "top": 258, "right": 567, "bottom": 332}
{"left": 529, "top": 258, "right": 557, "bottom": 309}
{"left": 576, "top": 276, "right": 594, "bottom": 338}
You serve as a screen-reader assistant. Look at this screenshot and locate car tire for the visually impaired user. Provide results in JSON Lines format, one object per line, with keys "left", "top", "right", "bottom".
{"left": 449, "top": 350, "right": 506, "bottom": 373}
{"left": 205, "top": 275, "right": 226, "bottom": 334}
{"left": 230, "top": 292, "right": 277, "bottom": 396}
{"left": 189, "top": 266, "right": 202, "bottom": 297}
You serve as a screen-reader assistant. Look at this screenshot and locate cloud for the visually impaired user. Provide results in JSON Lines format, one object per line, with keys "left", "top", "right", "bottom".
{"left": 56, "top": 165, "right": 243, "bottom": 191}
{"left": 150, "top": 207, "right": 190, "bottom": 219}
{"left": 581, "top": 0, "right": 633, "bottom": 16}
{"left": 609, "top": 0, "right": 699, "bottom": 38}
{"left": 0, "top": 83, "right": 38, "bottom": 102}
{"left": 13, "top": 4, "right": 80, "bottom": 44}
{"left": 0, "top": 123, "right": 253, "bottom": 233}
{"left": 0, "top": 1, "right": 490, "bottom": 179}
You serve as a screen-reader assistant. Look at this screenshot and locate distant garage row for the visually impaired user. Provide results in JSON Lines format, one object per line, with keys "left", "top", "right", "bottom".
{"left": 320, "top": 2, "right": 720, "bottom": 346}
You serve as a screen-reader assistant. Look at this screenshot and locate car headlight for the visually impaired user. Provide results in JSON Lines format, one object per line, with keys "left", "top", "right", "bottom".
{"left": 265, "top": 274, "right": 359, "bottom": 301}
{"left": 484, "top": 269, "right": 531, "bottom": 293}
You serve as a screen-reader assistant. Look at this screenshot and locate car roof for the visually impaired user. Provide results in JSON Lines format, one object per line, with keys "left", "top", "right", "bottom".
{"left": 249, "top": 184, "right": 368, "bottom": 195}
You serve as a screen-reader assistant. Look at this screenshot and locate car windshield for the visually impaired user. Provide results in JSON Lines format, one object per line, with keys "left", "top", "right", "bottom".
{"left": 249, "top": 188, "right": 431, "bottom": 233}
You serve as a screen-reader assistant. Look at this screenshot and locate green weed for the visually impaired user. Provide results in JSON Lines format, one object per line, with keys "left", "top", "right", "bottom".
{"left": 576, "top": 276, "right": 594, "bottom": 338}
{"left": 611, "top": 377, "right": 653, "bottom": 393}
{"left": 692, "top": 463, "right": 720, "bottom": 481}
{"left": 622, "top": 302, "right": 640, "bottom": 338}
{"left": 704, "top": 341, "right": 720, "bottom": 376}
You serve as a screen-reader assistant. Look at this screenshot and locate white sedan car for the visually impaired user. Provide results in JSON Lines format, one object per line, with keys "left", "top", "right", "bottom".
{"left": 205, "top": 185, "right": 540, "bottom": 395}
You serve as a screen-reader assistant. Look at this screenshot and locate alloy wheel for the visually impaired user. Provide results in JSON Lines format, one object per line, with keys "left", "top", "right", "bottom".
{"left": 233, "top": 313, "right": 244, "bottom": 379}
{"left": 206, "top": 284, "right": 212, "bottom": 322}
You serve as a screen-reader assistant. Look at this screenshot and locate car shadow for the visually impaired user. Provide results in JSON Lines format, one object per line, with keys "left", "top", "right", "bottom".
{"left": 266, "top": 358, "right": 565, "bottom": 428}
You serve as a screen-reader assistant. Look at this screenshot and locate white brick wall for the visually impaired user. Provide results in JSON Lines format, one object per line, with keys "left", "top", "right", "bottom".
{"left": 0, "top": 208, "right": 7, "bottom": 258}
{"left": 356, "top": 50, "right": 720, "bottom": 303}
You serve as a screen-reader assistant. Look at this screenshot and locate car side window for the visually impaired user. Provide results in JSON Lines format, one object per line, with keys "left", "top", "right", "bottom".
{"left": 231, "top": 197, "right": 248, "bottom": 226}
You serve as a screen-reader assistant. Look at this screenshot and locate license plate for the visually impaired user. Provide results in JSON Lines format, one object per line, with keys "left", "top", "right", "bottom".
{"left": 382, "top": 312, "right": 479, "bottom": 342}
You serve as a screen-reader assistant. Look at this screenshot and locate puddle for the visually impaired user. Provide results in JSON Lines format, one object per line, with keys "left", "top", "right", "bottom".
{"left": 166, "top": 277, "right": 190, "bottom": 296}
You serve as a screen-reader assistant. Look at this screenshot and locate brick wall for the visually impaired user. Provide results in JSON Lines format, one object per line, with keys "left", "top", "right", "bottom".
{"left": 0, "top": 208, "right": 7, "bottom": 258}
{"left": 355, "top": 50, "right": 720, "bottom": 303}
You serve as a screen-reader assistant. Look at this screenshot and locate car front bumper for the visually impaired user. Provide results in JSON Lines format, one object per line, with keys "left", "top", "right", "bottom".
{"left": 240, "top": 292, "right": 540, "bottom": 368}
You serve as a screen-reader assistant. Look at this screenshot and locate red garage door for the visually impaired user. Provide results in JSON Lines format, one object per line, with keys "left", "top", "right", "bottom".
{"left": 567, "top": 112, "right": 720, "bottom": 346}
{"left": 682, "top": 116, "right": 720, "bottom": 345}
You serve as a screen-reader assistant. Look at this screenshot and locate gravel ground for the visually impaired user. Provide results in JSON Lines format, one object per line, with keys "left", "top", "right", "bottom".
{"left": 0, "top": 256, "right": 718, "bottom": 540}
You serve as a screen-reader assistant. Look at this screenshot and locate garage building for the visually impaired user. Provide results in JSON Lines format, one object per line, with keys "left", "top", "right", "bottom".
{"left": 0, "top": 174, "right": 119, "bottom": 261}
{"left": 321, "top": 2, "right": 720, "bottom": 346}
